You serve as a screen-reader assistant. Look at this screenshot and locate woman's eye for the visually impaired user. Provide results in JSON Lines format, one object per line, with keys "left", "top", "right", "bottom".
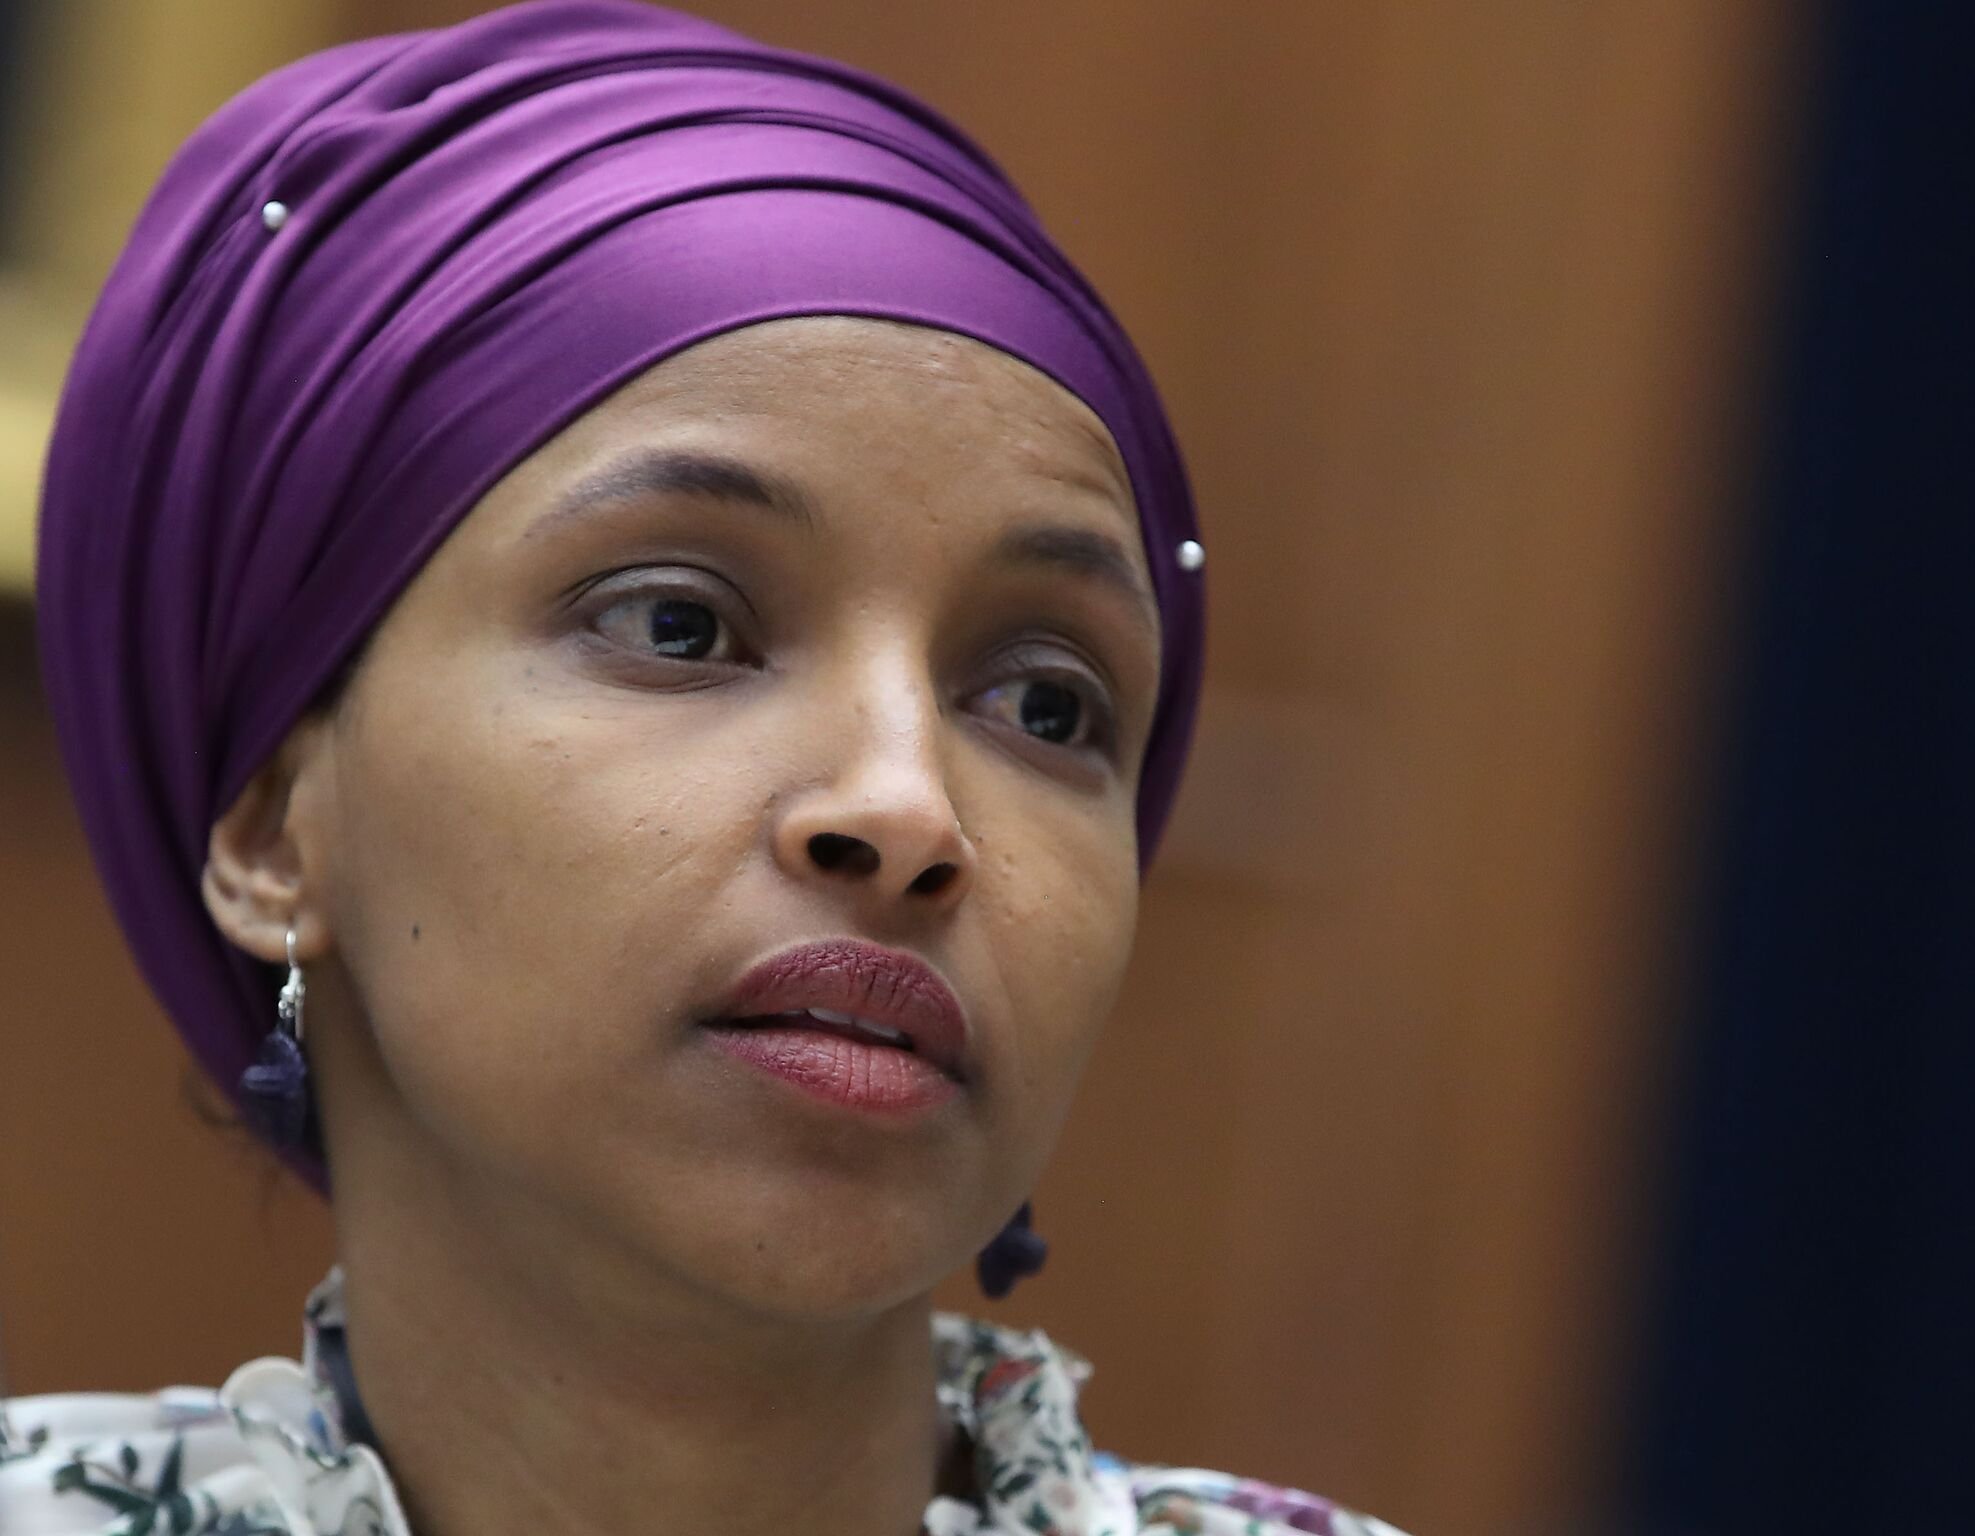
{"left": 593, "top": 594, "right": 735, "bottom": 662}
{"left": 974, "top": 677, "right": 1101, "bottom": 749}
{"left": 643, "top": 599, "right": 720, "bottom": 658}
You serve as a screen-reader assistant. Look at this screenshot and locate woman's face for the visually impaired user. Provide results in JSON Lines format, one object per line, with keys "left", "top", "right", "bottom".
{"left": 284, "top": 317, "right": 1162, "bottom": 1316}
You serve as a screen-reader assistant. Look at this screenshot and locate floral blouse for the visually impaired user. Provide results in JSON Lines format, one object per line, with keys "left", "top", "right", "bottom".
{"left": 0, "top": 1268, "right": 1407, "bottom": 1536}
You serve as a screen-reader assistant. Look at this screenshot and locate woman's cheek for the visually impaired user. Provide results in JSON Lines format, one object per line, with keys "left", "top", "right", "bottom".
{"left": 988, "top": 806, "right": 1137, "bottom": 1105}
{"left": 325, "top": 699, "right": 638, "bottom": 1109}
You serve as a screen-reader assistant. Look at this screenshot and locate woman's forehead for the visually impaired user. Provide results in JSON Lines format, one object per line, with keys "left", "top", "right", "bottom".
{"left": 503, "top": 316, "right": 1139, "bottom": 527}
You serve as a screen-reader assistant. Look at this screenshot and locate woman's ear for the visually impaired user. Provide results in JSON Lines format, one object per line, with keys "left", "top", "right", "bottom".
{"left": 201, "top": 712, "right": 336, "bottom": 967}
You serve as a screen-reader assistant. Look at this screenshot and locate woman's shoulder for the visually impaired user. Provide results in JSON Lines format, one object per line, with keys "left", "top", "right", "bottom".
{"left": 932, "top": 1312, "right": 1411, "bottom": 1536}
{"left": 0, "top": 1358, "right": 399, "bottom": 1536}
{"left": 1, "top": 1384, "right": 268, "bottom": 1533}
{"left": 1090, "top": 1453, "right": 1411, "bottom": 1536}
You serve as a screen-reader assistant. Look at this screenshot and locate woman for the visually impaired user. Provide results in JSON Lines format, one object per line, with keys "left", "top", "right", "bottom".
{"left": 1, "top": 4, "right": 1405, "bottom": 1534}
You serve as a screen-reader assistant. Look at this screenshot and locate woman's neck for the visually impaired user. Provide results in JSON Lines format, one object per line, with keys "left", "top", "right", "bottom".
{"left": 328, "top": 1163, "right": 963, "bottom": 1536}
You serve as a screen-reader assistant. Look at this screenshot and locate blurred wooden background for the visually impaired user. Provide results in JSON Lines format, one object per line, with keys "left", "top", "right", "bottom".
{"left": 0, "top": 3, "right": 1801, "bottom": 1532}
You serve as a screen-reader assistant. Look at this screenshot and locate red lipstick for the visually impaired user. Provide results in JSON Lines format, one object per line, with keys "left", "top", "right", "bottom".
{"left": 700, "top": 938, "right": 969, "bottom": 1113}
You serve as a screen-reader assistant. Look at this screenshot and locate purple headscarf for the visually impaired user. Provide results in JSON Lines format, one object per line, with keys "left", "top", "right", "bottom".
{"left": 35, "top": 0, "right": 1204, "bottom": 1192}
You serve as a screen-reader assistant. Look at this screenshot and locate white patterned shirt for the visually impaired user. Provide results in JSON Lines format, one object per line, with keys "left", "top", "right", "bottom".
{"left": 0, "top": 1267, "right": 1407, "bottom": 1536}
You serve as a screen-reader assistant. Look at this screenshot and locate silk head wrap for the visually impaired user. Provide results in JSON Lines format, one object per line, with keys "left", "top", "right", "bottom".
{"left": 35, "top": 0, "right": 1205, "bottom": 1192}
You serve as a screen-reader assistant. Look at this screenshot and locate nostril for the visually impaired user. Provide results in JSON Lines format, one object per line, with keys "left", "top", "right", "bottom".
{"left": 808, "top": 832, "right": 881, "bottom": 877}
{"left": 908, "top": 862, "right": 959, "bottom": 896}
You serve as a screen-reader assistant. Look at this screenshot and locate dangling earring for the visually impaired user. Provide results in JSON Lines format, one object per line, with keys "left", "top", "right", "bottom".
{"left": 975, "top": 1200, "right": 1048, "bottom": 1299}
{"left": 241, "top": 927, "right": 312, "bottom": 1147}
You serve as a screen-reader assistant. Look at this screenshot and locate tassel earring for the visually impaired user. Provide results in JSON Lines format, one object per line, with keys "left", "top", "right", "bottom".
{"left": 975, "top": 1200, "right": 1048, "bottom": 1299}
{"left": 241, "top": 927, "right": 312, "bottom": 1147}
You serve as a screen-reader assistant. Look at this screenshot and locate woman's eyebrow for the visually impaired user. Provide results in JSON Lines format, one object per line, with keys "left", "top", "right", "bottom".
{"left": 993, "top": 522, "right": 1160, "bottom": 635}
{"left": 530, "top": 455, "right": 1156, "bottom": 629}
{"left": 530, "top": 447, "right": 817, "bottom": 536}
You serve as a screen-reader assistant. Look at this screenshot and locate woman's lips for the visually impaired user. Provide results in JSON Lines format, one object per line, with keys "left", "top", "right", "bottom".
{"left": 699, "top": 938, "right": 972, "bottom": 1113}
{"left": 700, "top": 1019, "right": 961, "bottom": 1112}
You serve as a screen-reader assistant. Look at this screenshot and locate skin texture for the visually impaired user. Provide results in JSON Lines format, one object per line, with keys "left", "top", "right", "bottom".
{"left": 200, "top": 317, "right": 1162, "bottom": 1536}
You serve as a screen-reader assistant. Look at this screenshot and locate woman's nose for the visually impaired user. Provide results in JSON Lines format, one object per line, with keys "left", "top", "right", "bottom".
{"left": 771, "top": 708, "right": 977, "bottom": 910}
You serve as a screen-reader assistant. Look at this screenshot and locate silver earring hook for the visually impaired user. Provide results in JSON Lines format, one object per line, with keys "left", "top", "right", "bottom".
{"left": 278, "top": 927, "right": 307, "bottom": 1047}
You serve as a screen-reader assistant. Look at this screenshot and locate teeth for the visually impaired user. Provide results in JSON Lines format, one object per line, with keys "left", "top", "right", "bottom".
{"left": 803, "top": 1008, "right": 912, "bottom": 1049}
{"left": 806, "top": 1007, "right": 856, "bottom": 1025}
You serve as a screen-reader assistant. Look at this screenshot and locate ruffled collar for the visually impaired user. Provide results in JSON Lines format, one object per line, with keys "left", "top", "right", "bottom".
{"left": 208, "top": 1265, "right": 1121, "bottom": 1536}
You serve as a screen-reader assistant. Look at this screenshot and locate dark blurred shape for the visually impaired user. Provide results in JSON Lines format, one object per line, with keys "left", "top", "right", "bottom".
{"left": 0, "top": 2, "right": 27, "bottom": 257}
{"left": 1624, "top": 2, "right": 1973, "bottom": 1532}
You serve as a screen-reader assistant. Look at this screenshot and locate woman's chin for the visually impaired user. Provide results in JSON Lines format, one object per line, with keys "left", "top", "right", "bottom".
{"left": 578, "top": 1172, "right": 982, "bottom": 1322}
{"left": 667, "top": 1226, "right": 961, "bottom": 1323}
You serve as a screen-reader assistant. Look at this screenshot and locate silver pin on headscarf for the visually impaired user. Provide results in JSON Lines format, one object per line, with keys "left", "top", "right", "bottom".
{"left": 260, "top": 200, "right": 291, "bottom": 232}
{"left": 1176, "top": 539, "right": 1205, "bottom": 572}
